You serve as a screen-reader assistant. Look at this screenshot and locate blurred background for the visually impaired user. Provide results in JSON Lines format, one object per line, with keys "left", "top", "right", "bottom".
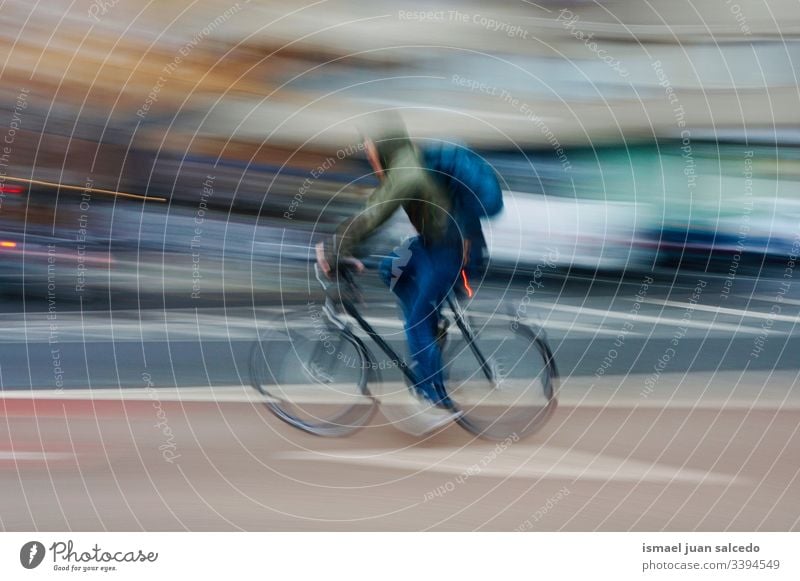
{"left": 0, "top": 0, "right": 799, "bottom": 531}
{"left": 0, "top": 0, "right": 797, "bottom": 305}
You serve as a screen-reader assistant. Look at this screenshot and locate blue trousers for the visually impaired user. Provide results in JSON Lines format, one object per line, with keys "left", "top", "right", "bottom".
{"left": 379, "top": 237, "right": 463, "bottom": 390}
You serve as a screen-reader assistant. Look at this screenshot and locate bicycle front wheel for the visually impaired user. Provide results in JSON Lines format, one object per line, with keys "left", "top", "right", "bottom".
{"left": 443, "top": 313, "right": 558, "bottom": 440}
{"left": 250, "top": 320, "right": 377, "bottom": 437}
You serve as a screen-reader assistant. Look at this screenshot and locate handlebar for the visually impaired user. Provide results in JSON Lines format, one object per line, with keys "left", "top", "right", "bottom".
{"left": 314, "top": 262, "right": 362, "bottom": 305}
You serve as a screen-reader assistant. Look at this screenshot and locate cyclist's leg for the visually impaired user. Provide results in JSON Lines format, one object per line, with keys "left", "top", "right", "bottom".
{"left": 380, "top": 238, "right": 458, "bottom": 404}
{"left": 380, "top": 237, "right": 449, "bottom": 341}
{"left": 379, "top": 240, "right": 437, "bottom": 400}
{"left": 404, "top": 243, "right": 461, "bottom": 403}
{"left": 378, "top": 237, "right": 421, "bottom": 321}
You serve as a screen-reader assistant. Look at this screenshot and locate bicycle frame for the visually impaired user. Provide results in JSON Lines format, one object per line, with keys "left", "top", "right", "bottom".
{"left": 276, "top": 264, "right": 560, "bottom": 439}
{"left": 314, "top": 264, "right": 496, "bottom": 392}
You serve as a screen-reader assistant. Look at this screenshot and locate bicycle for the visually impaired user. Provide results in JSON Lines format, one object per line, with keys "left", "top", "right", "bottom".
{"left": 249, "top": 264, "right": 558, "bottom": 440}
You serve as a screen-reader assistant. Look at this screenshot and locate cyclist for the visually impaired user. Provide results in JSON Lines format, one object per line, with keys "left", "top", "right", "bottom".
{"left": 316, "top": 115, "right": 499, "bottom": 409}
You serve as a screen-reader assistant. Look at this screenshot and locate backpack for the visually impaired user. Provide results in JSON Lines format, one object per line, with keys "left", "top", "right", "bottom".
{"left": 422, "top": 142, "right": 503, "bottom": 273}
{"left": 423, "top": 142, "right": 503, "bottom": 223}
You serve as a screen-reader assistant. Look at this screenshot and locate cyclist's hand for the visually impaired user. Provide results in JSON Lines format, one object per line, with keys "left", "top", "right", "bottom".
{"left": 315, "top": 242, "right": 332, "bottom": 278}
{"left": 315, "top": 241, "right": 364, "bottom": 279}
{"left": 339, "top": 255, "right": 365, "bottom": 274}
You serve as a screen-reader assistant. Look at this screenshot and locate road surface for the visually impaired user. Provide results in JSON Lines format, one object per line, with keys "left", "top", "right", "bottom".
{"left": 0, "top": 270, "right": 798, "bottom": 530}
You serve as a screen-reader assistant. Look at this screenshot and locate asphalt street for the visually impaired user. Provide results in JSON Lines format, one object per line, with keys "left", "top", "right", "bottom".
{"left": 0, "top": 266, "right": 798, "bottom": 530}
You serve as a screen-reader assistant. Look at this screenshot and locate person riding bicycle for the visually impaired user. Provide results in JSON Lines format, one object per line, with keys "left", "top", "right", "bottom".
{"left": 315, "top": 114, "right": 502, "bottom": 409}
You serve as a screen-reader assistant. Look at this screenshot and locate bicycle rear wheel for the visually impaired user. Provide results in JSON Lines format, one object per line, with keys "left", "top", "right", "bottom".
{"left": 443, "top": 312, "right": 558, "bottom": 440}
{"left": 250, "top": 317, "right": 377, "bottom": 437}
